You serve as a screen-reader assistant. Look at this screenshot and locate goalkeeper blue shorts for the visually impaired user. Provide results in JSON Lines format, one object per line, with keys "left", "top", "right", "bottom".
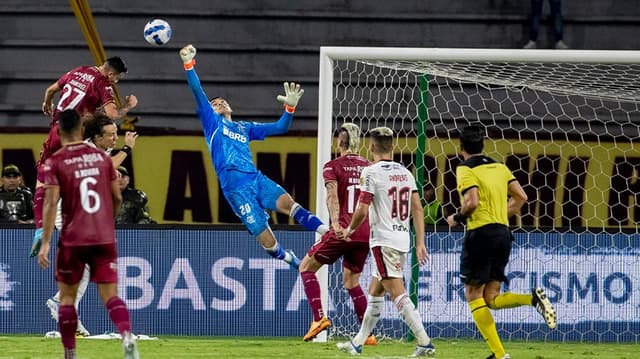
{"left": 223, "top": 171, "right": 286, "bottom": 235}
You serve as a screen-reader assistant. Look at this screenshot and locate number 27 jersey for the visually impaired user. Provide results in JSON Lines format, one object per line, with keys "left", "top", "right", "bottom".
{"left": 359, "top": 160, "right": 417, "bottom": 252}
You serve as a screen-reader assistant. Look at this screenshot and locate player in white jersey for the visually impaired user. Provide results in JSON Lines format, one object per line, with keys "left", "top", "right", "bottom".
{"left": 336, "top": 127, "right": 435, "bottom": 357}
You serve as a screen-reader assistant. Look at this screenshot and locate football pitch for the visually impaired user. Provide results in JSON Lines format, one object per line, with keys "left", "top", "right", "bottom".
{"left": 0, "top": 336, "right": 636, "bottom": 359}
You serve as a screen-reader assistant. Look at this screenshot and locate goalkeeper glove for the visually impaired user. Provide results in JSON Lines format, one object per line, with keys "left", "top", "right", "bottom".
{"left": 180, "top": 44, "right": 197, "bottom": 70}
{"left": 30, "top": 228, "right": 43, "bottom": 258}
{"left": 276, "top": 82, "right": 304, "bottom": 113}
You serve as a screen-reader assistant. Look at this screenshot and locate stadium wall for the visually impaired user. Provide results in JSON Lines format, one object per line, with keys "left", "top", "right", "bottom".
{"left": 0, "top": 227, "right": 637, "bottom": 342}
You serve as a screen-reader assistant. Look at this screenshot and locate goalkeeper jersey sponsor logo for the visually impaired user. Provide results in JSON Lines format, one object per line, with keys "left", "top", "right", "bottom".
{"left": 222, "top": 126, "right": 247, "bottom": 143}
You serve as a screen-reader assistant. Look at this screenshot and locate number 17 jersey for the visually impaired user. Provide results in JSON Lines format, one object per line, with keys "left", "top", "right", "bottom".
{"left": 359, "top": 160, "right": 417, "bottom": 252}
{"left": 322, "top": 154, "right": 370, "bottom": 243}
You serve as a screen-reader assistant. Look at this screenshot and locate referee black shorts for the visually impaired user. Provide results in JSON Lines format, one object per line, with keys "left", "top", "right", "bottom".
{"left": 459, "top": 223, "right": 513, "bottom": 286}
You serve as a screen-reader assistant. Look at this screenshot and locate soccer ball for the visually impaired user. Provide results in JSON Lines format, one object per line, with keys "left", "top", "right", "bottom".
{"left": 144, "top": 19, "right": 172, "bottom": 46}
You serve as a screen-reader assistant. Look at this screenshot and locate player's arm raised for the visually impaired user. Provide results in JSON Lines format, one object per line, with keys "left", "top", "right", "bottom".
{"left": 180, "top": 45, "right": 211, "bottom": 110}
{"left": 102, "top": 95, "right": 138, "bottom": 120}
{"left": 42, "top": 82, "right": 61, "bottom": 116}
{"left": 260, "top": 82, "right": 305, "bottom": 137}
{"left": 110, "top": 131, "right": 138, "bottom": 168}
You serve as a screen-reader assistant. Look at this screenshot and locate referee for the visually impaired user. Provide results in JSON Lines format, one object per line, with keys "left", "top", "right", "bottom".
{"left": 447, "top": 125, "right": 557, "bottom": 359}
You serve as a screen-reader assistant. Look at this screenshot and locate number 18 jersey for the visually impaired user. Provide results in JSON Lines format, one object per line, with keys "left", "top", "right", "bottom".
{"left": 43, "top": 143, "right": 117, "bottom": 246}
{"left": 359, "top": 160, "right": 417, "bottom": 252}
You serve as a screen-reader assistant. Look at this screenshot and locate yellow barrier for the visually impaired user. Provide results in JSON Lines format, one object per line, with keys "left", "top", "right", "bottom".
{"left": 1, "top": 134, "right": 637, "bottom": 227}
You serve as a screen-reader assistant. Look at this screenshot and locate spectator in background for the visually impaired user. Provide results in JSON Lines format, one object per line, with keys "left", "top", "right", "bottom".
{"left": 115, "top": 166, "right": 156, "bottom": 224}
{"left": 523, "top": 0, "right": 568, "bottom": 49}
{"left": 0, "top": 164, "right": 34, "bottom": 223}
{"left": 422, "top": 184, "right": 444, "bottom": 226}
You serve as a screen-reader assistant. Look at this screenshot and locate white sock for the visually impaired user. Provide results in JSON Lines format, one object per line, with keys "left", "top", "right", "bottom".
{"left": 395, "top": 293, "right": 431, "bottom": 346}
{"left": 352, "top": 295, "right": 384, "bottom": 346}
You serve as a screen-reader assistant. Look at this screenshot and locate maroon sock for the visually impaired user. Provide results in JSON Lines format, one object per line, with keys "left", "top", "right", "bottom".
{"left": 58, "top": 305, "right": 77, "bottom": 350}
{"left": 301, "top": 271, "right": 324, "bottom": 321}
{"left": 33, "top": 186, "right": 45, "bottom": 228}
{"left": 106, "top": 296, "right": 132, "bottom": 334}
{"left": 348, "top": 285, "right": 367, "bottom": 323}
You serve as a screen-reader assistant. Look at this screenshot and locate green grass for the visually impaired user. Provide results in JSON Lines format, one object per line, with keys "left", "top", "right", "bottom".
{"left": 0, "top": 336, "right": 636, "bottom": 359}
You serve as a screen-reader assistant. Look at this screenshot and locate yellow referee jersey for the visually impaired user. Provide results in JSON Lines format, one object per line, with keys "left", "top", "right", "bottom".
{"left": 456, "top": 155, "right": 516, "bottom": 230}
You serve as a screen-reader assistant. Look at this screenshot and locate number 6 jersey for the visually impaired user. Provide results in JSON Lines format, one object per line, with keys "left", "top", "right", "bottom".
{"left": 43, "top": 143, "right": 117, "bottom": 246}
{"left": 359, "top": 160, "right": 417, "bottom": 252}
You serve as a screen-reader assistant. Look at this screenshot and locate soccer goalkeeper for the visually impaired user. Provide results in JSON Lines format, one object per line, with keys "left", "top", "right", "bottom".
{"left": 179, "top": 44, "right": 328, "bottom": 268}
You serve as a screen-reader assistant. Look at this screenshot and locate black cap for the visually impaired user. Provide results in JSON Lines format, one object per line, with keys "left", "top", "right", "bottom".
{"left": 2, "top": 164, "right": 21, "bottom": 177}
{"left": 117, "top": 166, "right": 129, "bottom": 176}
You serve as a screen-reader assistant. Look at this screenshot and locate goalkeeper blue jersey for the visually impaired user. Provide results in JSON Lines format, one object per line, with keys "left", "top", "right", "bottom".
{"left": 185, "top": 68, "right": 293, "bottom": 190}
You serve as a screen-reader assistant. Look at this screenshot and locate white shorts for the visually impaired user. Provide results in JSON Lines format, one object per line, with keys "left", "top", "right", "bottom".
{"left": 371, "top": 246, "right": 407, "bottom": 279}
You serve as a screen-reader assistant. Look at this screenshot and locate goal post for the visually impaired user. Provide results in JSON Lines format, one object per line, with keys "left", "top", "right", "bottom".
{"left": 315, "top": 47, "right": 640, "bottom": 343}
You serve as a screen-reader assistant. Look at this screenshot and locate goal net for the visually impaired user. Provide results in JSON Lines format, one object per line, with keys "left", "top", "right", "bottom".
{"left": 315, "top": 47, "right": 640, "bottom": 343}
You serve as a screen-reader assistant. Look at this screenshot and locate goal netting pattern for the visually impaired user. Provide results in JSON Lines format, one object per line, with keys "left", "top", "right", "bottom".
{"left": 316, "top": 48, "right": 640, "bottom": 343}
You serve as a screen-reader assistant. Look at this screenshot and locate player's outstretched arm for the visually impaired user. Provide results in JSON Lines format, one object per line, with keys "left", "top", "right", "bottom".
{"left": 276, "top": 82, "right": 304, "bottom": 114}
{"left": 180, "top": 44, "right": 210, "bottom": 110}
{"left": 260, "top": 82, "right": 305, "bottom": 136}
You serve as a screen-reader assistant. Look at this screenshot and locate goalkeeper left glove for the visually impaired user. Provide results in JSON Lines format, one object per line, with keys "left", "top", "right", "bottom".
{"left": 276, "top": 82, "right": 304, "bottom": 113}
{"left": 180, "top": 44, "right": 197, "bottom": 70}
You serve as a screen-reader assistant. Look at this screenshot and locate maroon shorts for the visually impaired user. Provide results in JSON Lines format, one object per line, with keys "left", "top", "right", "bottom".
{"left": 55, "top": 243, "right": 118, "bottom": 284}
{"left": 307, "top": 229, "right": 370, "bottom": 273}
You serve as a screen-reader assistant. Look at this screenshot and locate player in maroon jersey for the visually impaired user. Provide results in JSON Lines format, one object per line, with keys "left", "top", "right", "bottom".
{"left": 34, "top": 56, "right": 137, "bottom": 240}
{"left": 299, "top": 123, "right": 375, "bottom": 343}
{"left": 35, "top": 109, "right": 139, "bottom": 359}
{"left": 43, "top": 113, "right": 139, "bottom": 335}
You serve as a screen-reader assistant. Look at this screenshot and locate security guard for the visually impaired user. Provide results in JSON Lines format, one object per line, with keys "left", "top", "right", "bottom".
{"left": 0, "top": 164, "right": 34, "bottom": 223}
{"left": 115, "top": 166, "right": 156, "bottom": 224}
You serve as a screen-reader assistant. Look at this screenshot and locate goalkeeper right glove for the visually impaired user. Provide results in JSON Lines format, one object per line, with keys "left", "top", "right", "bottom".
{"left": 180, "top": 45, "right": 197, "bottom": 70}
